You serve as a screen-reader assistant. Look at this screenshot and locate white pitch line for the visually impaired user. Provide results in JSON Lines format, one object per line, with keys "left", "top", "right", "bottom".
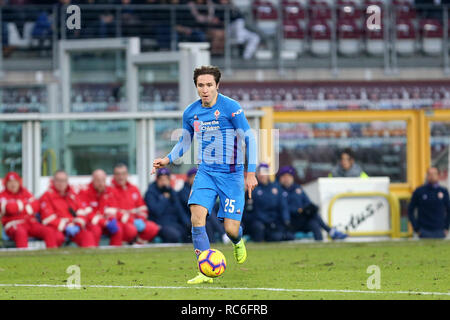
{"left": 0, "top": 283, "right": 449, "bottom": 297}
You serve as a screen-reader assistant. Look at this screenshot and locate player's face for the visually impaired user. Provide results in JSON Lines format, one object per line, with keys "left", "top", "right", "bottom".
{"left": 53, "top": 172, "right": 68, "bottom": 194}
{"left": 113, "top": 167, "right": 128, "bottom": 186}
{"left": 6, "top": 180, "right": 20, "bottom": 194}
{"left": 196, "top": 74, "right": 219, "bottom": 107}
{"left": 340, "top": 153, "right": 353, "bottom": 171}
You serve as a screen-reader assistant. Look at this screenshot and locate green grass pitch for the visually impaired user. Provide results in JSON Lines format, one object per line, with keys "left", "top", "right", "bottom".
{"left": 0, "top": 240, "right": 449, "bottom": 300}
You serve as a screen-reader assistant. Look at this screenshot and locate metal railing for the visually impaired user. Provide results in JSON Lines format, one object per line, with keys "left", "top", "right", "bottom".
{"left": 0, "top": 3, "right": 449, "bottom": 73}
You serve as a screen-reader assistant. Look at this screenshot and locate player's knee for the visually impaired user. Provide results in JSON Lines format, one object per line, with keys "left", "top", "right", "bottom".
{"left": 190, "top": 205, "right": 207, "bottom": 227}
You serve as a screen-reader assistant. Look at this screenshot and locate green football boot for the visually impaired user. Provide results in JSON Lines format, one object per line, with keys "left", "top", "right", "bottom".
{"left": 232, "top": 238, "right": 247, "bottom": 264}
{"left": 187, "top": 272, "right": 213, "bottom": 284}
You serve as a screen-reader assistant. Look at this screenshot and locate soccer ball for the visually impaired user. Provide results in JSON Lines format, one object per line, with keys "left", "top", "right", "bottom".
{"left": 198, "top": 248, "right": 227, "bottom": 278}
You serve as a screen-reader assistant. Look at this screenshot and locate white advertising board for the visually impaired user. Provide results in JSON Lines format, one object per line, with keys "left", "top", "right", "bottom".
{"left": 303, "top": 177, "right": 391, "bottom": 234}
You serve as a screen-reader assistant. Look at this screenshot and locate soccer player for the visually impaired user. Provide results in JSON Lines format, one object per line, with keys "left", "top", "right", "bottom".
{"left": 151, "top": 65, "right": 258, "bottom": 284}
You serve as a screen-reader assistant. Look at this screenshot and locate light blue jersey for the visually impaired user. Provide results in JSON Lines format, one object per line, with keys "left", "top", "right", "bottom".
{"left": 167, "top": 93, "right": 257, "bottom": 221}
{"left": 167, "top": 93, "right": 257, "bottom": 173}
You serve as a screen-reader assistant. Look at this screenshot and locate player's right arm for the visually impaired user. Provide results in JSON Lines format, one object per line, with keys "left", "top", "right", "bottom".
{"left": 151, "top": 110, "right": 194, "bottom": 174}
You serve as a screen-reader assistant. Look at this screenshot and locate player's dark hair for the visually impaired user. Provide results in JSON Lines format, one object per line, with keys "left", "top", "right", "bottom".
{"left": 340, "top": 148, "right": 355, "bottom": 160}
{"left": 193, "top": 65, "right": 221, "bottom": 86}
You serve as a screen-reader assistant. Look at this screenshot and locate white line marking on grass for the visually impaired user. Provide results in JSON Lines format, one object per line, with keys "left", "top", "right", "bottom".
{"left": 0, "top": 283, "right": 449, "bottom": 297}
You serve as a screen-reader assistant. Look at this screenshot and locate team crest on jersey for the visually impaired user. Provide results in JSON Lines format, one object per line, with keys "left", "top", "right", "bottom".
{"left": 194, "top": 115, "right": 198, "bottom": 120}
{"left": 296, "top": 188, "right": 302, "bottom": 194}
{"left": 132, "top": 192, "right": 138, "bottom": 200}
{"left": 194, "top": 249, "right": 202, "bottom": 257}
{"left": 272, "top": 188, "right": 278, "bottom": 195}
{"left": 422, "top": 194, "right": 428, "bottom": 200}
{"left": 193, "top": 120, "right": 201, "bottom": 132}
{"left": 214, "top": 109, "right": 220, "bottom": 120}
{"left": 236, "top": 209, "right": 241, "bottom": 214}
{"left": 257, "top": 190, "right": 263, "bottom": 196}
{"left": 438, "top": 192, "right": 444, "bottom": 199}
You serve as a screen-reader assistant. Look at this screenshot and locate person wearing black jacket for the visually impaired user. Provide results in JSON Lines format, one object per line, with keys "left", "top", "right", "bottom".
{"left": 408, "top": 167, "right": 450, "bottom": 238}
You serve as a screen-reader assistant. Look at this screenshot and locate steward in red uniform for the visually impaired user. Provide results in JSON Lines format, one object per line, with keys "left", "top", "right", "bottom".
{"left": 111, "top": 164, "right": 160, "bottom": 244}
{"left": 39, "top": 170, "right": 96, "bottom": 247}
{"left": 78, "top": 169, "right": 123, "bottom": 246}
{"left": 0, "top": 172, "right": 57, "bottom": 248}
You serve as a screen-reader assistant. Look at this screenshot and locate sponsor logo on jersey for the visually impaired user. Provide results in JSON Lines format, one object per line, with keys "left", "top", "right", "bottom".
{"left": 231, "top": 109, "right": 243, "bottom": 117}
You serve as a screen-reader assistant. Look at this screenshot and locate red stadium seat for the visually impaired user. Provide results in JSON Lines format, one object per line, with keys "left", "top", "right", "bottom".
{"left": 338, "top": 2, "right": 362, "bottom": 23}
{"left": 282, "top": 1, "right": 306, "bottom": 28}
{"left": 309, "top": 1, "right": 332, "bottom": 21}
{"left": 365, "top": 22, "right": 385, "bottom": 56}
{"left": 395, "top": 19, "right": 416, "bottom": 56}
{"left": 393, "top": 0, "right": 416, "bottom": 19}
{"left": 420, "top": 19, "right": 443, "bottom": 56}
{"left": 252, "top": 0, "right": 279, "bottom": 36}
{"left": 338, "top": 19, "right": 362, "bottom": 56}
{"left": 283, "top": 20, "right": 305, "bottom": 57}
{"left": 309, "top": 19, "right": 331, "bottom": 56}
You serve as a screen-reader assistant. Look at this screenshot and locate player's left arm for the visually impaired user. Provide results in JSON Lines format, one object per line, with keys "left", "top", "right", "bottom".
{"left": 229, "top": 103, "right": 258, "bottom": 198}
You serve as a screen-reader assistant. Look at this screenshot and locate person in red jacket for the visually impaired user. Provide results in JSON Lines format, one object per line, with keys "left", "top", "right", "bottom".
{"left": 39, "top": 170, "right": 97, "bottom": 248}
{"left": 111, "top": 163, "right": 160, "bottom": 244}
{"left": 0, "top": 172, "right": 57, "bottom": 248}
{"left": 78, "top": 169, "right": 123, "bottom": 246}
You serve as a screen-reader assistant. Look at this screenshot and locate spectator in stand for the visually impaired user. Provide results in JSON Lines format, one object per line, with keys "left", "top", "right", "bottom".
{"left": 144, "top": 168, "right": 190, "bottom": 243}
{"left": 78, "top": 169, "right": 123, "bottom": 246}
{"left": 39, "top": 170, "right": 97, "bottom": 248}
{"left": 0, "top": 172, "right": 57, "bottom": 249}
{"left": 408, "top": 167, "right": 450, "bottom": 239}
{"left": 110, "top": 163, "right": 160, "bottom": 244}
{"left": 188, "top": 0, "right": 224, "bottom": 55}
{"left": 278, "top": 166, "right": 348, "bottom": 241}
{"left": 328, "top": 148, "right": 368, "bottom": 178}
{"left": 120, "top": 0, "right": 141, "bottom": 37}
{"left": 214, "top": 0, "right": 260, "bottom": 59}
{"left": 178, "top": 167, "right": 229, "bottom": 243}
{"left": 247, "top": 163, "right": 290, "bottom": 242}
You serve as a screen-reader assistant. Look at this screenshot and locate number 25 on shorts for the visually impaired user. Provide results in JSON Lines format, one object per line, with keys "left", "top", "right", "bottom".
{"left": 224, "top": 198, "right": 235, "bottom": 213}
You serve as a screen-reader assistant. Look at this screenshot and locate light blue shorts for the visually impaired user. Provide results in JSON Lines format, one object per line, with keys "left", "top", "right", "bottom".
{"left": 188, "top": 169, "right": 245, "bottom": 222}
